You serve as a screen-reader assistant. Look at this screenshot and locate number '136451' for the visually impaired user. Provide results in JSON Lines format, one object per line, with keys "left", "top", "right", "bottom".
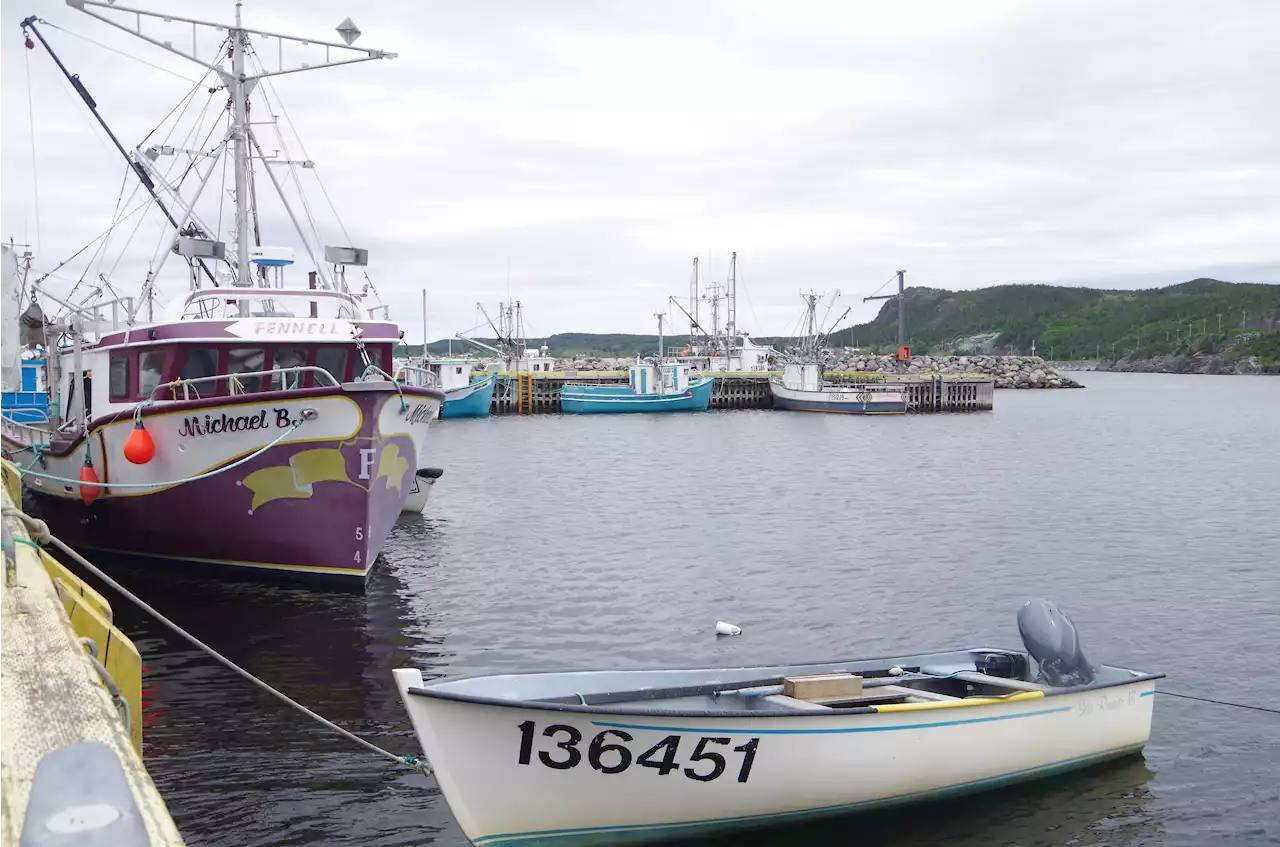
{"left": 516, "top": 720, "right": 759, "bottom": 783}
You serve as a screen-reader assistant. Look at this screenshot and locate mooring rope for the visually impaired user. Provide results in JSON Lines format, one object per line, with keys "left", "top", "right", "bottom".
{"left": 1157, "top": 690, "right": 1280, "bottom": 715}
{"left": 1, "top": 506, "right": 432, "bottom": 776}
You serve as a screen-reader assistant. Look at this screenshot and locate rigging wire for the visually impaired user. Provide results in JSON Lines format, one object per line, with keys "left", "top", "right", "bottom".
{"left": 139, "top": 40, "right": 227, "bottom": 147}
{"left": 40, "top": 21, "right": 203, "bottom": 85}
{"left": 215, "top": 113, "right": 230, "bottom": 244}
{"left": 23, "top": 43, "right": 42, "bottom": 255}
{"left": 30, "top": 194, "right": 158, "bottom": 289}
{"left": 249, "top": 44, "right": 384, "bottom": 304}
{"left": 55, "top": 166, "right": 128, "bottom": 317}
{"left": 246, "top": 51, "right": 325, "bottom": 256}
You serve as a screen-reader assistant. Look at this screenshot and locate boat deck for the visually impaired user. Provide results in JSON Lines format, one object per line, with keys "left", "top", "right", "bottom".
{"left": 414, "top": 648, "right": 1157, "bottom": 716}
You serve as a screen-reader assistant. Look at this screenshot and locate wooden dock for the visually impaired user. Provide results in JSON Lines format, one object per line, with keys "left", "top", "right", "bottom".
{"left": 489, "top": 372, "right": 994, "bottom": 415}
{"left": 1, "top": 462, "right": 183, "bottom": 846}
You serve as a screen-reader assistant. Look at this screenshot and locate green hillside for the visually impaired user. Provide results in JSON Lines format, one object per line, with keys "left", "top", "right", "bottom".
{"left": 396, "top": 279, "right": 1279, "bottom": 362}
{"left": 828, "top": 279, "right": 1280, "bottom": 360}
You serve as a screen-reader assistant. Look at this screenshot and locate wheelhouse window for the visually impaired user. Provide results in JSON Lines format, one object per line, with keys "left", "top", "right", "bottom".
{"left": 228, "top": 348, "right": 266, "bottom": 393}
{"left": 271, "top": 347, "right": 306, "bottom": 390}
{"left": 181, "top": 348, "right": 220, "bottom": 382}
{"left": 109, "top": 354, "right": 131, "bottom": 400}
{"left": 315, "top": 347, "right": 348, "bottom": 386}
{"left": 139, "top": 350, "right": 167, "bottom": 396}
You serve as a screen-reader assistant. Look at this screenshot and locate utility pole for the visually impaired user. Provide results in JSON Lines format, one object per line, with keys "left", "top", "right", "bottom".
{"left": 863, "top": 269, "right": 906, "bottom": 351}
{"left": 1218, "top": 313, "right": 1223, "bottom": 333}
{"left": 1242, "top": 309, "right": 1247, "bottom": 329}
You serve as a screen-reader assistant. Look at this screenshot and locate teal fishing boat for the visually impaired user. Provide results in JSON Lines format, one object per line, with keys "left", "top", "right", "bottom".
{"left": 561, "top": 362, "right": 713, "bottom": 414}
{"left": 562, "top": 314, "right": 714, "bottom": 414}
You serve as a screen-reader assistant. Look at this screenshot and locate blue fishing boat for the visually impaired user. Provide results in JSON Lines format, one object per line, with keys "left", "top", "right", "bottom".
{"left": 561, "top": 361, "right": 713, "bottom": 414}
{"left": 1, "top": 246, "right": 49, "bottom": 427}
{"left": 396, "top": 358, "right": 495, "bottom": 418}
{"left": 1, "top": 358, "right": 51, "bottom": 425}
{"left": 440, "top": 370, "right": 496, "bottom": 418}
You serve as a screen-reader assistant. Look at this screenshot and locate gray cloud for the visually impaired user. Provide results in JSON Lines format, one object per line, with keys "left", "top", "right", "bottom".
{"left": 4, "top": 0, "right": 1277, "bottom": 341}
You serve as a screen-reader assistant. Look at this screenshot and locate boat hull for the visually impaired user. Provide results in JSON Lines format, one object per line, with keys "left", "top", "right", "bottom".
{"left": 769, "top": 380, "right": 906, "bottom": 414}
{"left": 4, "top": 384, "right": 442, "bottom": 582}
{"left": 394, "top": 668, "right": 1156, "bottom": 846}
{"left": 441, "top": 373, "right": 496, "bottom": 419}
{"left": 402, "top": 468, "right": 442, "bottom": 513}
{"left": 560, "top": 377, "right": 714, "bottom": 414}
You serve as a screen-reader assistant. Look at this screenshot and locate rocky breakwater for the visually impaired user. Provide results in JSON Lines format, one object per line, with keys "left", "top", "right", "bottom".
{"left": 832, "top": 354, "right": 1084, "bottom": 389}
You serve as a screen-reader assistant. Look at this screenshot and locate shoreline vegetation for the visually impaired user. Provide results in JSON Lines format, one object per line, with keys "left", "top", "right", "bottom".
{"left": 407, "top": 279, "right": 1278, "bottom": 376}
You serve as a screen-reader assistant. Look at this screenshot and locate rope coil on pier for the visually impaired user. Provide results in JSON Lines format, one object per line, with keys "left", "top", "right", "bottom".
{"left": 1, "top": 506, "right": 434, "bottom": 777}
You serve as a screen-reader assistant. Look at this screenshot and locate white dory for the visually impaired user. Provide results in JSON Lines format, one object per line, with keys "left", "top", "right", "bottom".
{"left": 393, "top": 601, "right": 1161, "bottom": 846}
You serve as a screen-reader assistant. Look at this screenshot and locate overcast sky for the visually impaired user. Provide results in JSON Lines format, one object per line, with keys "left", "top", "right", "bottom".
{"left": 3, "top": 0, "right": 1277, "bottom": 341}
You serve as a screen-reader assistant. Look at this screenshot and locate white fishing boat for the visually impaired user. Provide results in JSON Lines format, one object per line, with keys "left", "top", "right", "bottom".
{"left": 394, "top": 600, "right": 1161, "bottom": 846}
{"left": 666, "top": 253, "right": 775, "bottom": 373}
{"left": 770, "top": 291, "right": 907, "bottom": 414}
{"left": 3, "top": 4, "right": 442, "bottom": 582}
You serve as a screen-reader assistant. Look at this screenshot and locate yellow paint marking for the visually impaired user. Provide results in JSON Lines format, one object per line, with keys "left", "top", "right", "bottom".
{"left": 873, "top": 690, "right": 1045, "bottom": 712}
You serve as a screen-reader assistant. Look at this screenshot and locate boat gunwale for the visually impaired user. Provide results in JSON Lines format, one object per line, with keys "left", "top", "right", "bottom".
{"left": 560, "top": 376, "right": 715, "bottom": 400}
{"left": 4, "top": 381, "right": 444, "bottom": 458}
{"left": 403, "top": 646, "right": 1164, "bottom": 718}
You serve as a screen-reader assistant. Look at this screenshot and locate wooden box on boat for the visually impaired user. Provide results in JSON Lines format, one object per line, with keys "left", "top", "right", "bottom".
{"left": 783, "top": 673, "right": 864, "bottom": 703}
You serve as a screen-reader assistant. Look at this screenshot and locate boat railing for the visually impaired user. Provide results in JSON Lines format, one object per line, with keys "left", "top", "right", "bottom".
{"left": 1, "top": 416, "right": 52, "bottom": 443}
{"left": 394, "top": 365, "right": 441, "bottom": 390}
{"left": 1, "top": 407, "right": 51, "bottom": 425}
{"left": 147, "top": 366, "right": 342, "bottom": 401}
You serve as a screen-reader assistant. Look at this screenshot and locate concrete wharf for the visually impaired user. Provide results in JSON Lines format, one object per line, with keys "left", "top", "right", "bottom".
{"left": 491, "top": 372, "right": 994, "bottom": 415}
{"left": 1, "top": 462, "right": 183, "bottom": 846}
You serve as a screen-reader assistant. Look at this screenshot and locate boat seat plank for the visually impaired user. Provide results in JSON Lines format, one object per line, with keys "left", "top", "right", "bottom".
{"left": 877, "top": 685, "right": 958, "bottom": 702}
{"left": 760, "top": 695, "right": 833, "bottom": 712}
{"left": 921, "top": 668, "right": 1047, "bottom": 691}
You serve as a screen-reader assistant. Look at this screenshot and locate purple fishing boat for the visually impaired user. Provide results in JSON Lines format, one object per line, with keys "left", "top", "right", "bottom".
{"left": 3, "top": 3, "right": 442, "bottom": 583}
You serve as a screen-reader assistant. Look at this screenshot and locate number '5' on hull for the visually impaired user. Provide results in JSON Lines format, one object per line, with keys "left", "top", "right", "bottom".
{"left": 392, "top": 644, "right": 1161, "bottom": 847}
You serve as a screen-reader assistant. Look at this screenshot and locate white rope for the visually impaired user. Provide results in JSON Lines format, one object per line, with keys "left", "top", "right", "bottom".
{"left": 1, "top": 506, "right": 433, "bottom": 775}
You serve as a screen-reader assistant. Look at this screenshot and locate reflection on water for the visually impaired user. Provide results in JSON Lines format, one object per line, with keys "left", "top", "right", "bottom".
{"left": 89, "top": 373, "right": 1279, "bottom": 845}
{"left": 692, "top": 757, "right": 1160, "bottom": 847}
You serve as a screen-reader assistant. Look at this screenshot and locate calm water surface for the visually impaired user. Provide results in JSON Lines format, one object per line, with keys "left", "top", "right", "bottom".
{"left": 106, "top": 372, "right": 1280, "bottom": 846}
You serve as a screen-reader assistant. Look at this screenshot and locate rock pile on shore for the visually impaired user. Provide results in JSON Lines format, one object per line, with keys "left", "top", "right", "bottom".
{"left": 1095, "top": 353, "right": 1277, "bottom": 375}
{"left": 554, "top": 353, "right": 1084, "bottom": 388}
{"left": 830, "top": 354, "right": 1084, "bottom": 389}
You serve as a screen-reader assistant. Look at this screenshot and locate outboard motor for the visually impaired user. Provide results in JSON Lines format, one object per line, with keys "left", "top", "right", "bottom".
{"left": 1016, "top": 599, "right": 1095, "bottom": 687}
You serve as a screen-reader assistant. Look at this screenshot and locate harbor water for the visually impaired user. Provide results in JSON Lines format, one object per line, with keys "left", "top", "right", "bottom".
{"left": 104, "top": 371, "right": 1279, "bottom": 846}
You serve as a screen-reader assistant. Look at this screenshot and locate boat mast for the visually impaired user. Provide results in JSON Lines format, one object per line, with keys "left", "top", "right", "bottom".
{"left": 66, "top": 0, "right": 398, "bottom": 309}
{"left": 421, "top": 288, "right": 428, "bottom": 360}
{"left": 231, "top": 1, "right": 250, "bottom": 306}
{"left": 726, "top": 251, "right": 737, "bottom": 348}
{"left": 689, "top": 257, "right": 699, "bottom": 343}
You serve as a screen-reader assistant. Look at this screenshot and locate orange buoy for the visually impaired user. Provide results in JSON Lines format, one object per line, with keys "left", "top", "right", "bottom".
{"left": 79, "top": 463, "right": 101, "bottom": 505}
{"left": 124, "top": 420, "right": 156, "bottom": 464}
